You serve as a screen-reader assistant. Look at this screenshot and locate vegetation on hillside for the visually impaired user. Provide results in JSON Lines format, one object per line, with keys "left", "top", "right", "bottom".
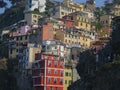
{"left": 45, "top": 1, "right": 54, "bottom": 16}
{"left": 92, "top": 60, "right": 120, "bottom": 90}
{"left": 0, "top": 58, "right": 18, "bottom": 90}
{"left": 0, "top": 2, "right": 25, "bottom": 30}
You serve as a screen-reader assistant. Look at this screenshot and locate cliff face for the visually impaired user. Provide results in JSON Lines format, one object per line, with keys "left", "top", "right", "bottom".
{"left": 0, "top": 3, "right": 25, "bottom": 30}
{"left": 92, "top": 61, "right": 120, "bottom": 90}
{"left": 68, "top": 60, "right": 120, "bottom": 90}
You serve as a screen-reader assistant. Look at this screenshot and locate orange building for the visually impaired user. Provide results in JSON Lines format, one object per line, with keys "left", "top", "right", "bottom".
{"left": 32, "top": 53, "right": 64, "bottom": 90}
{"left": 41, "top": 22, "right": 54, "bottom": 41}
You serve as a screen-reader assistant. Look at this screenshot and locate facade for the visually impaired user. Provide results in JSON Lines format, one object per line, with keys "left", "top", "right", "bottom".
{"left": 42, "top": 40, "right": 71, "bottom": 60}
{"left": 25, "top": 0, "right": 46, "bottom": 12}
{"left": 42, "top": 40, "right": 65, "bottom": 57}
{"left": 24, "top": 45, "right": 41, "bottom": 69}
{"left": 64, "top": 65, "right": 72, "bottom": 90}
{"left": 41, "top": 23, "right": 54, "bottom": 41}
{"left": 55, "top": 29, "right": 81, "bottom": 45}
{"left": 50, "top": 0, "right": 84, "bottom": 18}
{"left": 55, "top": 27, "right": 95, "bottom": 49}
{"left": 25, "top": 12, "right": 43, "bottom": 25}
{"left": 8, "top": 24, "right": 41, "bottom": 59}
{"left": 100, "top": 15, "right": 113, "bottom": 26}
{"left": 32, "top": 53, "right": 64, "bottom": 90}
{"left": 68, "top": 11, "right": 91, "bottom": 30}
{"left": 9, "top": 34, "right": 29, "bottom": 59}
{"left": 63, "top": 0, "right": 84, "bottom": 11}
{"left": 50, "top": 3, "right": 76, "bottom": 19}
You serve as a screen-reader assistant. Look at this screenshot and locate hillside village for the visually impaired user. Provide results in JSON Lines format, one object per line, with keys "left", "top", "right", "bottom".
{"left": 0, "top": 0, "right": 120, "bottom": 90}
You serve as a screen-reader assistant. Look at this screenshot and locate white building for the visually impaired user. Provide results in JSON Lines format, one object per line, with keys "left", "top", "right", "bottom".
{"left": 25, "top": 0, "right": 46, "bottom": 12}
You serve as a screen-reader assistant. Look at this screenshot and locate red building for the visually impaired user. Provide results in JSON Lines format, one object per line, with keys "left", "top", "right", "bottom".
{"left": 32, "top": 53, "right": 64, "bottom": 90}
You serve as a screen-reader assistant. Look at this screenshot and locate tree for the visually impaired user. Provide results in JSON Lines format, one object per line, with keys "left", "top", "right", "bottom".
{"left": 45, "top": 1, "right": 54, "bottom": 16}
{"left": 9, "top": 0, "right": 25, "bottom": 5}
{"left": 94, "top": 7, "right": 104, "bottom": 21}
{"left": 91, "top": 21, "right": 103, "bottom": 31}
{"left": 112, "top": 0, "right": 120, "bottom": 4}
{"left": 0, "top": 0, "right": 7, "bottom": 8}
{"left": 0, "top": 58, "right": 19, "bottom": 90}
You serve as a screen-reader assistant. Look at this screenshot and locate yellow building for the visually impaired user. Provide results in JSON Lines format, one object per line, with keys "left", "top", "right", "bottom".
{"left": 80, "top": 35, "right": 91, "bottom": 49}
{"left": 25, "top": 12, "right": 43, "bottom": 25}
{"left": 50, "top": 0, "right": 84, "bottom": 18}
{"left": 26, "top": 46, "right": 41, "bottom": 69}
{"left": 63, "top": 0, "right": 84, "bottom": 11}
{"left": 64, "top": 65, "right": 72, "bottom": 90}
{"left": 55, "top": 29, "right": 81, "bottom": 45}
{"left": 112, "top": 5, "right": 120, "bottom": 16}
{"left": 68, "top": 11, "right": 91, "bottom": 30}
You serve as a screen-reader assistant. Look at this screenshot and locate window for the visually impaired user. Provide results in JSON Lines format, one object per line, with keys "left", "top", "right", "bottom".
{"left": 48, "top": 69, "right": 51, "bottom": 74}
{"left": 86, "top": 24, "right": 88, "bottom": 27}
{"left": 54, "top": 78, "right": 57, "bottom": 83}
{"left": 16, "top": 49, "right": 19, "bottom": 52}
{"left": 55, "top": 46, "right": 57, "bottom": 49}
{"left": 65, "top": 39, "right": 67, "bottom": 43}
{"left": 55, "top": 87, "right": 58, "bottom": 90}
{"left": 33, "top": 70, "right": 37, "bottom": 73}
{"left": 60, "top": 71, "right": 63, "bottom": 76}
{"left": 65, "top": 72, "right": 68, "bottom": 76}
{"left": 20, "top": 36, "right": 22, "bottom": 40}
{"left": 33, "top": 20, "right": 37, "bottom": 23}
{"left": 69, "top": 73, "right": 71, "bottom": 76}
{"left": 69, "top": 80, "right": 72, "bottom": 85}
{"left": 48, "top": 78, "right": 51, "bottom": 83}
{"left": 69, "top": 40, "right": 70, "bottom": 43}
{"left": 50, "top": 87, "right": 53, "bottom": 90}
{"left": 61, "top": 12, "right": 64, "bottom": 15}
{"left": 81, "top": 23, "right": 83, "bottom": 26}
{"left": 25, "top": 36, "right": 27, "bottom": 40}
{"left": 48, "top": 61, "right": 51, "bottom": 66}
{"left": 16, "top": 43, "right": 19, "bottom": 46}
{"left": 33, "top": 15, "right": 37, "bottom": 18}
{"left": 54, "top": 70, "right": 57, "bottom": 74}
{"left": 60, "top": 62, "right": 64, "bottom": 67}
{"left": 60, "top": 79, "right": 63, "bottom": 84}
{"left": 10, "top": 49, "right": 13, "bottom": 54}
{"left": 54, "top": 61, "right": 58, "bottom": 67}
{"left": 65, "top": 80, "right": 67, "bottom": 84}
{"left": 16, "top": 37, "right": 19, "bottom": 40}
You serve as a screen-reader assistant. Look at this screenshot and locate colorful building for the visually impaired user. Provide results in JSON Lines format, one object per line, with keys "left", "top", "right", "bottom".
{"left": 24, "top": 44, "right": 41, "bottom": 69}
{"left": 8, "top": 22, "right": 42, "bottom": 59}
{"left": 49, "top": 0, "right": 84, "bottom": 18}
{"left": 55, "top": 28, "right": 81, "bottom": 45}
{"left": 100, "top": 15, "right": 113, "bottom": 26}
{"left": 25, "top": 12, "right": 43, "bottom": 25}
{"left": 64, "top": 65, "right": 72, "bottom": 90}
{"left": 32, "top": 53, "right": 64, "bottom": 90}
{"left": 68, "top": 11, "right": 91, "bottom": 30}
{"left": 63, "top": 0, "right": 84, "bottom": 11}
